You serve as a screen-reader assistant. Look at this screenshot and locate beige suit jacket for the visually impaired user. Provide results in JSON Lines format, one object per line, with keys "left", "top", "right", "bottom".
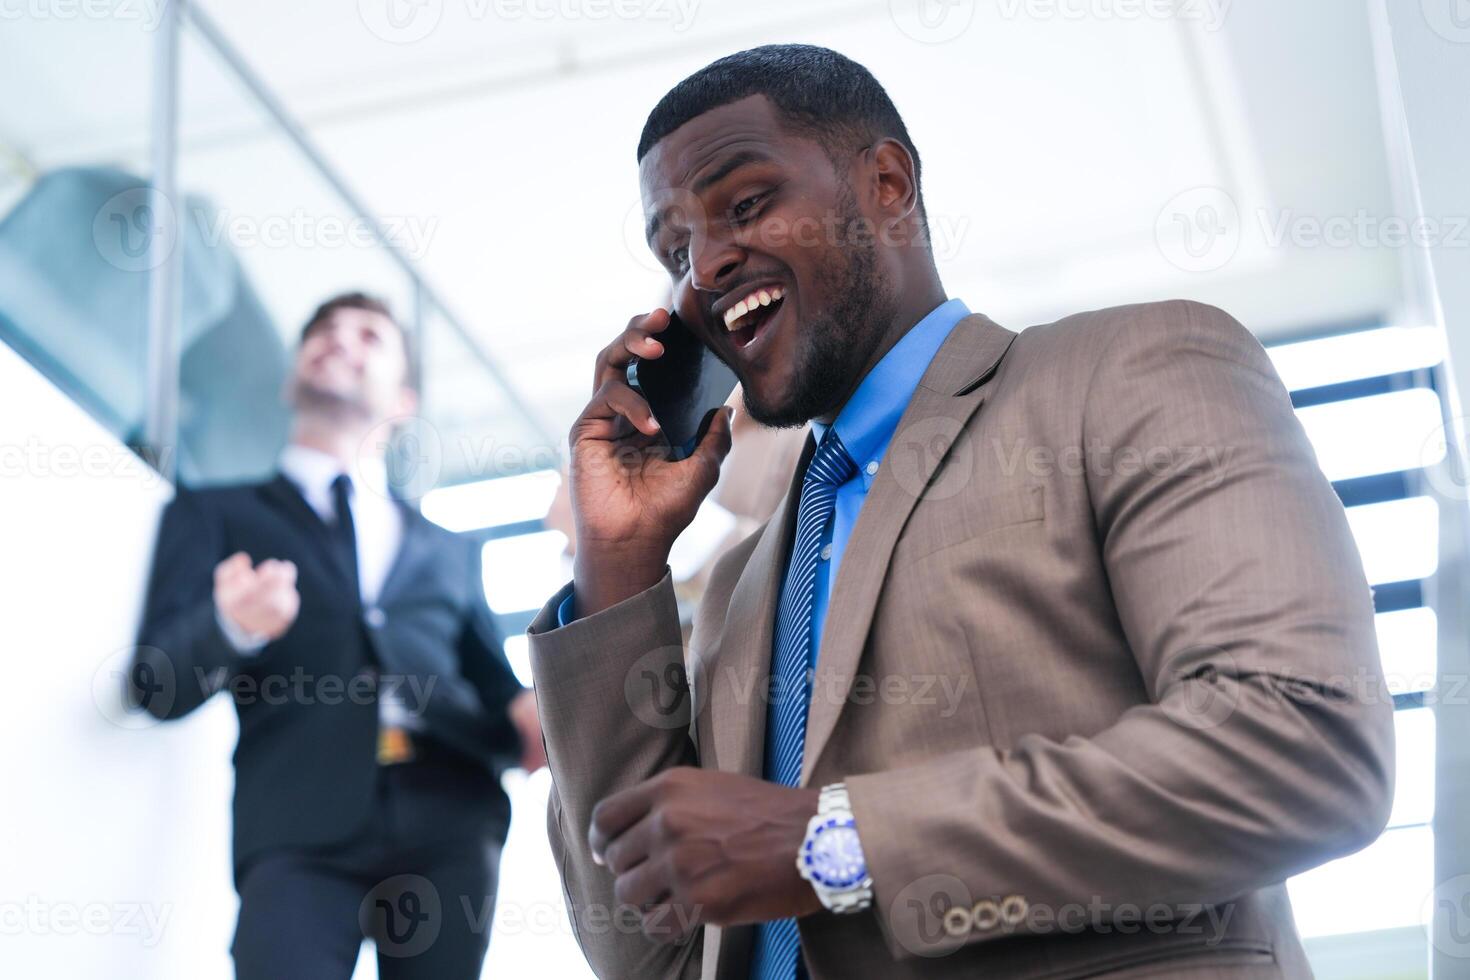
{"left": 528, "top": 300, "right": 1396, "bottom": 979}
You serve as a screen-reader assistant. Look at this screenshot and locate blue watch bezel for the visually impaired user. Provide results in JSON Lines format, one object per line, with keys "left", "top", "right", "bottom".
{"left": 801, "top": 816, "right": 868, "bottom": 889}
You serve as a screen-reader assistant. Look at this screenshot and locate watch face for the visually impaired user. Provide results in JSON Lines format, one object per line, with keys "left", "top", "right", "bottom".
{"left": 803, "top": 818, "right": 867, "bottom": 889}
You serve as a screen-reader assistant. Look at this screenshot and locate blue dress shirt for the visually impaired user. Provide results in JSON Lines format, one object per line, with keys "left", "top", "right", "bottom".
{"left": 556, "top": 298, "right": 970, "bottom": 641}
{"left": 802, "top": 298, "right": 969, "bottom": 666}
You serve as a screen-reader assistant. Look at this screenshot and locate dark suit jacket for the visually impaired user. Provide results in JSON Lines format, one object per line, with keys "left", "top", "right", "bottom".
{"left": 132, "top": 474, "right": 526, "bottom": 873}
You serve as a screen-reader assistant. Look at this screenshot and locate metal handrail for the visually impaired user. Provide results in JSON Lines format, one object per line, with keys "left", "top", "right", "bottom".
{"left": 181, "top": 2, "right": 557, "bottom": 453}
{"left": 144, "top": 0, "right": 182, "bottom": 481}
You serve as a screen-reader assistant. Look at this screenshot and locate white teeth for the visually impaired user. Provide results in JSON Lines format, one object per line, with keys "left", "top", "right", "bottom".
{"left": 723, "top": 286, "right": 785, "bottom": 330}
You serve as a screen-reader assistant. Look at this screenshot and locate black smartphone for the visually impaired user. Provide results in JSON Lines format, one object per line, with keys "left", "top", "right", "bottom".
{"left": 626, "top": 312, "right": 740, "bottom": 461}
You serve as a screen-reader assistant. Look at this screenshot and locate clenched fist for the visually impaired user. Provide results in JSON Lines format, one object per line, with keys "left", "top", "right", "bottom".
{"left": 508, "top": 689, "right": 547, "bottom": 773}
{"left": 213, "top": 551, "right": 301, "bottom": 643}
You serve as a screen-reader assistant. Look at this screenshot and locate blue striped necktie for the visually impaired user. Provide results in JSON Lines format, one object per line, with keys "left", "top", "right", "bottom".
{"left": 750, "top": 429, "right": 857, "bottom": 980}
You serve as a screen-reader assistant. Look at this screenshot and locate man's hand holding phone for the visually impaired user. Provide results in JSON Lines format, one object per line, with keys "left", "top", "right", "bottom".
{"left": 568, "top": 308, "right": 735, "bottom": 618}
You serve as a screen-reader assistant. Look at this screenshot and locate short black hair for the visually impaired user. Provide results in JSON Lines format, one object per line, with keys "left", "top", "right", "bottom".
{"left": 637, "top": 44, "right": 923, "bottom": 209}
{"left": 300, "top": 291, "right": 418, "bottom": 388}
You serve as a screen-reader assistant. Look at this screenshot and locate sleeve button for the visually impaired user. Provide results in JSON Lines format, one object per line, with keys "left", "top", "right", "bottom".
{"left": 972, "top": 899, "right": 1001, "bottom": 932}
{"left": 942, "top": 906, "right": 973, "bottom": 937}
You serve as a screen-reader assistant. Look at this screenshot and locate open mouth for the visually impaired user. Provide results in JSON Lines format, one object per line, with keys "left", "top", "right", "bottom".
{"left": 721, "top": 284, "right": 785, "bottom": 353}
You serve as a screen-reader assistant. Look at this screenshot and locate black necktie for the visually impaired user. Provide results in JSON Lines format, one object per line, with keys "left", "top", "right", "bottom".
{"left": 330, "top": 474, "right": 360, "bottom": 598}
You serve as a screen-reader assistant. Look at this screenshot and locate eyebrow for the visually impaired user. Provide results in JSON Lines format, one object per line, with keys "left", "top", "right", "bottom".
{"left": 644, "top": 148, "right": 773, "bottom": 245}
{"left": 694, "top": 148, "right": 770, "bottom": 192}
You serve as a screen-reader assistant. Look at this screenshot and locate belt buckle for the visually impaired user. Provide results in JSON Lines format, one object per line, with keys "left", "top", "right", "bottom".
{"left": 377, "top": 726, "right": 416, "bottom": 766}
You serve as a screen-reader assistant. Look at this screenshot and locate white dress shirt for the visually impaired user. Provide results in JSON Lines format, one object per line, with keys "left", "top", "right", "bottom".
{"left": 276, "top": 443, "right": 403, "bottom": 605}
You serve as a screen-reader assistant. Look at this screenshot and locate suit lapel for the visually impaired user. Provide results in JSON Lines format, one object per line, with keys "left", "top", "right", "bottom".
{"left": 258, "top": 475, "right": 359, "bottom": 593}
{"left": 800, "top": 313, "right": 1018, "bottom": 784}
{"left": 261, "top": 474, "right": 435, "bottom": 606}
{"left": 377, "top": 503, "right": 435, "bottom": 604}
{"left": 707, "top": 434, "right": 815, "bottom": 778}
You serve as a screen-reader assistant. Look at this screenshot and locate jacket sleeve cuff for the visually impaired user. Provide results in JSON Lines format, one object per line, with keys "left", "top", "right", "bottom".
{"left": 526, "top": 569, "right": 681, "bottom": 701}
{"left": 527, "top": 569, "right": 675, "bottom": 641}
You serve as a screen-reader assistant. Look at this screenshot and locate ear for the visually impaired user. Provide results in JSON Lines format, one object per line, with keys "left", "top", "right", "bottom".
{"left": 395, "top": 385, "right": 419, "bottom": 419}
{"left": 870, "top": 138, "right": 919, "bottom": 221}
{"left": 864, "top": 138, "right": 924, "bottom": 249}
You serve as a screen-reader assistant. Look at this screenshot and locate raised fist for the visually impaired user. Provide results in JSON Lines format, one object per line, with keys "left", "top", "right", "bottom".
{"left": 213, "top": 551, "right": 301, "bottom": 643}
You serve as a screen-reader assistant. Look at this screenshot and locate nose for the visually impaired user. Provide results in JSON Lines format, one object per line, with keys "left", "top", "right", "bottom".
{"left": 688, "top": 224, "right": 743, "bottom": 297}
{"left": 306, "top": 325, "right": 358, "bottom": 372}
{"left": 319, "top": 322, "right": 355, "bottom": 353}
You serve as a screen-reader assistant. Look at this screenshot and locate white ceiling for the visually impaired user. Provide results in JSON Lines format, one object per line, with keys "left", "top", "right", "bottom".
{"left": 0, "top": 0, "right": 1408, "bottom": 439}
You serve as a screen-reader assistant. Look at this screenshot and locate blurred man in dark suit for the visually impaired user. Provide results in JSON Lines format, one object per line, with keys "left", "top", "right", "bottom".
{"left": 131, "top": 292, "right": 543, "bottom": 980}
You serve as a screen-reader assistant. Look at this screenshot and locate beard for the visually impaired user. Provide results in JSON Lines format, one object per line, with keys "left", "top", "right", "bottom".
{"left": 287, "top": 375, "right": 372, "bottom": 421}
{"left": 741, "top": 183, "right": 899, "bottom": 429}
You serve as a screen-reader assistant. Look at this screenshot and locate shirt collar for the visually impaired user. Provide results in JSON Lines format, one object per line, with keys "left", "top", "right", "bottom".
{"left": 810, "top": 298, "right": 970, "bottom": 489}
{"left": 278, "top": 443, "right": 391, "bottom": 505}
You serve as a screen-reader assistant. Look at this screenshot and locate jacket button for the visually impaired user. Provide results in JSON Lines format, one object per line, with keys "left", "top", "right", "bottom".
{"left": 364, "top": 607, "right": 386, "bottom": 628}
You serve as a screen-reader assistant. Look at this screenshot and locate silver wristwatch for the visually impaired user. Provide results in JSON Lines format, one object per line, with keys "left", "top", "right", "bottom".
{"left": 796, "top": 783, "right": 873, "bottom": 914}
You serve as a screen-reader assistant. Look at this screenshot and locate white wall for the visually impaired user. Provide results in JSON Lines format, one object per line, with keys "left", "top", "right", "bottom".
{"left": 0, "top": 338, "right": 595, "bottom": 978}
{"left": 0, "top": 341, "right": 239, "bottom": 979}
